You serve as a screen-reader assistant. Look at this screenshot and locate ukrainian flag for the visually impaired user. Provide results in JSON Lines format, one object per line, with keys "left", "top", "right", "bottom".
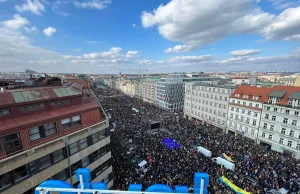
{"left": 219, "top": 176, "right": 251, "bottom": 194}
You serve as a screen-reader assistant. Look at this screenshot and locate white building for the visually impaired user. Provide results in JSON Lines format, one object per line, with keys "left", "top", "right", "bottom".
{"left": 142, "top": 78, "right": 160, "bottom": 104}
{"left": 258, "top": 87, "right": 300, "bottom": 159}
{"left": 227, "top": 85, "right": 273, "bottom": 142}
{"left": 231, "top": 77, "right": 256, "bottom": 85}
{"left": 184, "top": 83, "right": 236, "bottom": 131}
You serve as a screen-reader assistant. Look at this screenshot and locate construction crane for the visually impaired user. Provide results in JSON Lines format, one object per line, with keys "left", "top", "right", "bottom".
{"left": 120, "top": 66, "right": 149, "bottom": 77}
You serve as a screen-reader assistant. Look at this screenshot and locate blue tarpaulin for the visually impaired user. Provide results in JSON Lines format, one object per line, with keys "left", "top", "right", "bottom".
{"left": 162, "top": 138, "right": 181, "bottom": 149}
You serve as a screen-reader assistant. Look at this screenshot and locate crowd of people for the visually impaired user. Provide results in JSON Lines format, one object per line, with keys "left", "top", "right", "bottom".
{"left": 94, "top": 86, "right": 300, "bottom": 194}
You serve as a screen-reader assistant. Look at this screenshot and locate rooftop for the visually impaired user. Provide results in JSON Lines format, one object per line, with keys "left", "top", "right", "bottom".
{"left": 0, "top": 83, "right": 82, "bottom": 108}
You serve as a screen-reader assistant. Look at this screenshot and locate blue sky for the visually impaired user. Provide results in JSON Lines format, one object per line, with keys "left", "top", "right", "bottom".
{"left": 0, "top": 0, "right": 300, "bottom": 74}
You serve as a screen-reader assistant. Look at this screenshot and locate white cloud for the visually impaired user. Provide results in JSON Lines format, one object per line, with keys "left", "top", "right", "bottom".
{"left": 15, "top": 0, "right": 45, "bottom": 15}
{"left": 24, "top": 26, "right": 38, "bottom": 33}
{"left": 84, "top": 40, "right": 99, "bottom": 44}
{"left": 43, "top": 27, "right": 56, "bottom": 36}
{"left": 125, "top": 51, "right": 139, "bottom": 58}
{"left": 230, "top": 49, "right": 260, "bottom": 57}
{"left": 2, "top": 14, "right": 30, "bottom": 30}
{"left": 74, "top": 0, "right": 111, "bottom": 10}
{"left": 262, "top": 6, "right": 300, "bottom": 41}
{"left": 0, "top": 0, "right": 7, "bottom": 3}
{"left": 141, "top": 0, "right": 275, "bottom": 52}
{"left": 72, "top": 48, "right": 82, "bottom": 52}
{"left": 268, "top": 0, "right": 300, "bottom": 9}
{"left": 168, "top": 55, "right": 213, "bottom": 63}
{"left": 132, "top": 24, "right": 136, "bottom": 28}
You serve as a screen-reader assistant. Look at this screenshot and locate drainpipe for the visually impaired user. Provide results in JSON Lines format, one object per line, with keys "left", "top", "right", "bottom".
{"left": 65, "top": 141, "right": 73, "bottom": 185}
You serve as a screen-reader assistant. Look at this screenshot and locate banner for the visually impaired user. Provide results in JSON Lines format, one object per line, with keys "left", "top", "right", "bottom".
{"left": 223, "top": 153, "right": 235, "bottom": 162}
{"left": 219, "top": 176, "right": 251, "bottom": 194}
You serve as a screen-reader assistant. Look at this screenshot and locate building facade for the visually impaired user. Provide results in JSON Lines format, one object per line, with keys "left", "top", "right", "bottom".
{"left": 142, "top": 78, "right": 159, "bottom": 104}
{"left": 0, "top": 83, "right": 113, "bottom": 193}
{"left": 184, "top": 83, "right": 236, "bottom": 131}
{"left": 157, "top": 74, "right": 219, "bottom": 112}
{"left": 227, "top": 86, "right": 273, "bottom": 141}
{"left": 258, "top": 87, "right": 300, "bottom": 159}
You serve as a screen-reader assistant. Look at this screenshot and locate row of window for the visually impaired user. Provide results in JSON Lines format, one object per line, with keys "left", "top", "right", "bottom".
{"left": 231, "top": 99, "right": 260, "bottom": 108}
{"left": 191, "top": 113, "right": 226, "bottom": 125}
{"left": 0, "top": 130, "right": 111, "bottom": 191}
{"left": 261, "top": 133, "right": 300, "bottom": 149}
{"left": 189, "top": 108, "right": 227, "bottom": 118}
{"left": 231, "top": 107, "right": 259, "bottom": 117}
{"left": 186, "top": 99, "right": 227, "bottom": 110}
{"left": 229, "top": 114, "right": 258, "bottom": 126}
{"left": 234, "top": 94, "right": 259, "bottom": 101}
{"left": 264, "top": 114, "right": 298, "bottom": 126}
{"left": 228, "top": 122, "right": 256, "bottom": 136}
{"left": 188, "top": 93, "right": 229, "bottom": 101}
{"left": 188, "top": 86, "right": 232, "bottom": 93}
{"left": 265, "top": 106, "right": 300, "bottom": 116}
{"left": 0, "top": 99, "right": 72, "bottom": 117}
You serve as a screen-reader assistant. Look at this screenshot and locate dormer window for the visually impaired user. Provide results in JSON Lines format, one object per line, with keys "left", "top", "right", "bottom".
{"left": 287, "top": 98, "right": 292, "bottom": 106}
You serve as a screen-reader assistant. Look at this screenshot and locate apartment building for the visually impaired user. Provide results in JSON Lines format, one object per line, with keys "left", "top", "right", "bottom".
{"left": 184, "top": 83, "right": 236, "bottom": 131}
{"left": 258, "top": 87, "right": 300, "bottom": 159}
{"left": 142, "top": 78, "right": 159, "bottom": 104}
{"left": 157, "top": 74, "right": 219, "bottom": 112}
{"left": 227, "top": 85, "right": 273, "bottom": 142}
{"left": 0, "top": 83, "right": 113, "bottom": 193}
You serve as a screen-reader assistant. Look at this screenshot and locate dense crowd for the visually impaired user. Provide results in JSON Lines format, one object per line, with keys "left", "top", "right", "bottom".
{"left": 94, "top": 86, "right": 300, "bottom": 194}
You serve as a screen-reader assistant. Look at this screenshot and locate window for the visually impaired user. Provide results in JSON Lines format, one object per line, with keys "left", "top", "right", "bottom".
{"left": 287, "top": 141, "right": 292, "bottom": 147}
{"left": 263, "top": 123, "right": 267, "bottom": 129}
{"left": 0, "top": 174, "right": 11, "bottom": 190}
{"left": 283, "top": 118, "right": 288, "bottom": 124}
{"left": 214, "top": 103, "right": 217, "bottom": 107}
{"left": 272, "top": 116, "right": 276, "bottom": 121}
{"left": 51, "top": 99, "right": 71, "bottom": 107}
{"left": 53, "top": 169, "right": 68, "bottom": 181}
{"left": 29, "top": 122, "right": 57, "bottom": 141}
{"left": 0, "top": 109, "right": 10, "bottom": 116}
{"left": 255, "top": 104, "right": 259, "bottom": 108}
{"left": 3, "top": 133, "right": 23, "bottom": 154}
{"left": 243, "top": 102, "right": 246, "bottom": 105}
{"left": 222, "top": 121, "right": 225, "bottom": 125}
{"left": 254, "top": 112, "right": 258, "bottom": 117}
{"left": 224, "top": 105, "right": 226, "bottom": 109}
{"left": 262, "top": 132, "right": 266, "bottom": 138}
{"left": 235, "top": 115, "right": 238, "bottom": 120}
{"left": 253, "top": 120, "right": 257, "bottom": 126}
{"left": 232, "top": 100, "right": 235, "bottom": 103}
{"left": 72, "top": 115, "right": 82, "bottom": 126}
{"left": 266, "top": 106, "right": 270, "bottom": 110}
{"left": 237, "top": 101, "right": 240, "bottom": 104}
{"left": 231, "top": 107, "right": 234, "bottom": 111}
{"left": 82, "top": 156, "right": 90, "bottom": 167}
{"left": 249, "top": 103, "right": 252, "bottom": 107}
{"left": 290, "top": 130, "right": 294, "bottom": 137}
{"left": 281, "top": 128, "right": 286, "bottom": 134}
{"left": 219, "top": 96, "right": 222, "bottom": 100}
{"left": 241, "top": 116, "right": 244, "bottom": 122}
{"left": 268, "top": 134, "right": 272, "bottom": 140}
{"left": 230, "top": 114, "right": 233, "bottom": 119}
{"left": 219, "top": 104, "right": 221, "bottom": 108}
{"left": 246, "top": 117, "right": 250, "bottom": 124}
{"left": 225, "top": 97, "right": 228, "bottom": 101}
{"left": 79, "top": 138, "right": 88, "bottom": 150}
{"left": 295, "top": 111, "right": 299, "bottom": 116}
{"left": 297, "top": 144, "right": 300, "bottom": 150}
{"left": 53, "top": 149, "right": 64, "bottom": 163}
{"left": 213, "top": 110, "right": 216, "bottom": 114}
{"left": 270, "top": 125, "right": 274, "bottom": 131}
{"left": 251, "top": 130, "right": 255, "bottom": 136}
{"left": 36, "top": 155, "right": 51, "bottom": 171}
{"left": 292, "top": 120, "right": 297, "bottom": 126}
{"left": 286, "top": 110, "right": 290, "bottom": 114}
{"left": 210, "top": 102, "right": 212, "bottom": 106}
{"left": 245, "top": 127, "right": 248, "bottom": 133}
{"left": 247, "top": 110, "right": 251, "bottom": 115}
{"left": 265, "top": 114, "right": 269, "bottom": 119}
{"left": 18, "top": 103, "right": 45, "bottom": 112}
{"left": 236, "top": 108, "right": 239, "bottom": 113}
{"left": 12, "top": 165, "right": 30, "bottom": 183}
{"left": 279, "top": 138, "right": 283, "bottom": 144}
{"left": 223, "top": 113, "right": 226, "bottom": 118}
{"left": 71, "top": 160, "right": 82, "bottom": 175}
{"left": 62, "top": 118, "right": 71, "bottom": 130}
{"left": 274, "top": 108, "right": 277, "bottom": 112}
{"left": 242, "top": 109, "right": 245, "bottom": 114}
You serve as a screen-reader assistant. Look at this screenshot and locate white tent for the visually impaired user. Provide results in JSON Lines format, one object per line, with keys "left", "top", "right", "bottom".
{"left": 213, "top": 157, "right": 235, "bottom": 171}
{"left": 138, "top": 160, "right": 147, "bottom": 168}
{"left": 196, "top": 146, "right": 212, "bottom": 158}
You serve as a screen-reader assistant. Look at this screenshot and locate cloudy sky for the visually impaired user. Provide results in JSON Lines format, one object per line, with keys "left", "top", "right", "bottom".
{"left": 0, "top": 0, "right": 300, "bottom": 74}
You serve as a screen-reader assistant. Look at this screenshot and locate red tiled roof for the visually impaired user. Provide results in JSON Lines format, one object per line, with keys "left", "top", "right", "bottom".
{"left": 272, "top": 86, "right": 300, "bottom": 105}
{"left": 231, "top": 85, "right": 300, "bottom": 105}
{"left": 66, "top": 78, "right": 89, "bottom": 89}
{"left": 230, "top": 85, "right": 273, "bottom": 103}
